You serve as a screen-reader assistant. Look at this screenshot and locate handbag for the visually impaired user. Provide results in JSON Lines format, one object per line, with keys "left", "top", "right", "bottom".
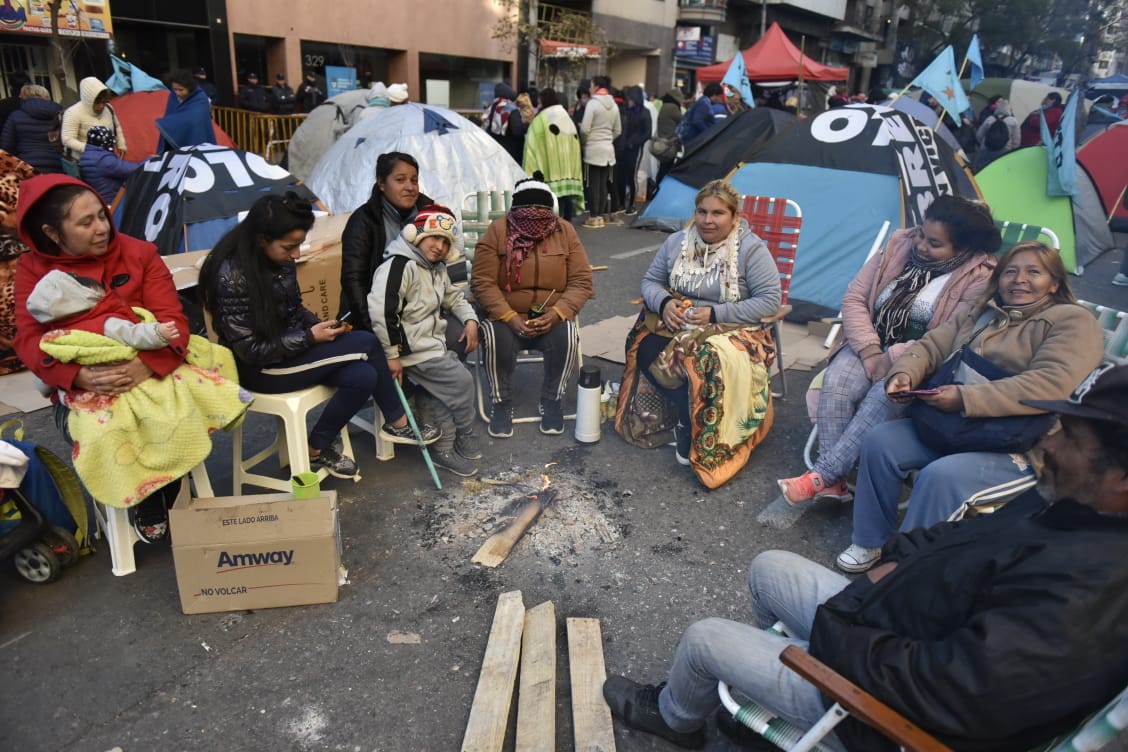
{"left": 908, "top": 313, "right": 1056, "bottom": 454}
{"left": 649, "top": 135, "right": 680, "bottom": 162}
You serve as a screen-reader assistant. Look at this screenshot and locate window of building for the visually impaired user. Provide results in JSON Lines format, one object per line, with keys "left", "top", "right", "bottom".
{"left": 419, "top": 52, "right": 508, "bottom": 111}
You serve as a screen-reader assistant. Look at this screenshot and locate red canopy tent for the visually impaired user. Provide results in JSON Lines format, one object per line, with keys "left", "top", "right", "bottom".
{"left": 696, "top": 22, "right": 848, "bottom": 83}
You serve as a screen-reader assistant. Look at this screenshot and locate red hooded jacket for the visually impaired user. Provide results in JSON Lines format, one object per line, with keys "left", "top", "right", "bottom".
{"left": 14, "top": 174, "right": 189, "bottom": 394}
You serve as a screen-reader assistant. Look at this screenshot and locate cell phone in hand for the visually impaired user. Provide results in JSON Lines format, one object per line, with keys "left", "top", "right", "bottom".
{"left": 902, "top": 388, "right": 942, "bottom": 396}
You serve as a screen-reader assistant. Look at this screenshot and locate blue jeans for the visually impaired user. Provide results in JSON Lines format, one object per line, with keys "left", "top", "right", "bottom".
{"left": 851, "top": 419, "right": 1037, "bottom": 548}
{"left": 658, "top": 551, "right": 848, "bottom": 750}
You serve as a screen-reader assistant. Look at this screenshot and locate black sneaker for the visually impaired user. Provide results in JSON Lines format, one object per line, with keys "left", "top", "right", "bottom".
{"left": 602, "top": 676, "right": 705, "bottom": 749}
{"left": 380, "top": 420, "right": 441, "bottom": 445}
{"left": 674, "top": 423, "right": 691, "bottom": 466}
{"left": 310, "top": 445, "right": 359, "bottom": 479}
{"left": 433, "top": 451, "right": 478, "bottom": 477}
{"left": 489, "top": 400, "right": 513, "bottom": 438}
{"left": 454, "top": 429, "right": 483, "bottom": 460}
{"left": 129, "top": 494, "right": 169, "bottom": 544}
{"left": 539, "top": 399, "right": 565, "bottom": 435}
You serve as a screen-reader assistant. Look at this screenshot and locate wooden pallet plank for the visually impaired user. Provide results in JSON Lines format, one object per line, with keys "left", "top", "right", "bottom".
{"left": 567, "top": 617, "right": 616, "bottom": 752}
{"left": 462, "top": 590, "right": 526, "bottom": 752}
{"left": 516, "top": 601, "right": 557, "bottom": 751}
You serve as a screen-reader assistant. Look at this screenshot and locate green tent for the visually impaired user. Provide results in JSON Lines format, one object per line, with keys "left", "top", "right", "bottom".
{"left": 976, "top": 145, "right": 1116, "bottom": 273}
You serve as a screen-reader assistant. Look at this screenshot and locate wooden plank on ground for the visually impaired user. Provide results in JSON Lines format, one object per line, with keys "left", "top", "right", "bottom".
{"left": 516, "top": 601, "right": 557, "bottom": 751}
{"left": 462, "top": 590, "right": 526, "bottom": 752}
{"left": 567, "top": 617, "right": 616, "bottom": 752}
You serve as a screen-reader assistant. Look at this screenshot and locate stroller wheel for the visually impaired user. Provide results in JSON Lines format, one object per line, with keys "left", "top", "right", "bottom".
{"left": 44, "top": 526, "right": 80, "bottom": 567}
{"left": 13, "top": 542, "right": 60, "bottom": 584}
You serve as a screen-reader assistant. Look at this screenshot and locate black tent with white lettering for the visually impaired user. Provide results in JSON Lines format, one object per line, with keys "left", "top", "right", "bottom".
{"left": 114, "top": 144, "right": 318, "bottom": 256}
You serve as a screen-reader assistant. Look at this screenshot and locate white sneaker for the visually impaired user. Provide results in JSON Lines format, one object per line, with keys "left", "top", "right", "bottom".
{"left": 1113, "top": 273, "right": 1128, "bottom": 287}
{"left": 836, "top": 544, "right": 882, "bottom": 573}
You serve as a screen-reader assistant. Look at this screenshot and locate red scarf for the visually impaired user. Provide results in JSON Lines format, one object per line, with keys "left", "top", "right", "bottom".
{"left": 504, "top": 206, "right": 558, "bottom": 291}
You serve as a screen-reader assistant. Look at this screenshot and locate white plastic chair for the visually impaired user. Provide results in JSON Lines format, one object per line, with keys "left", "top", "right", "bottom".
{"left": 95, "top": 462, "right": 213, "bottom": 577}
{"left": 233, "top": 385, "right": 361, "bottom": 494}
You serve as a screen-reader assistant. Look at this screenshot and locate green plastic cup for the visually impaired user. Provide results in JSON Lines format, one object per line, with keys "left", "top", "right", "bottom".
{"left": 291, "top": 471, "right": 321, "bottom": 499}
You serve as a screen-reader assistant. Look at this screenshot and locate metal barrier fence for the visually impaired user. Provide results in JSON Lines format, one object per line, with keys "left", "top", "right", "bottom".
{"left": 210, "top": 107, "right": 307, "bottom": 162}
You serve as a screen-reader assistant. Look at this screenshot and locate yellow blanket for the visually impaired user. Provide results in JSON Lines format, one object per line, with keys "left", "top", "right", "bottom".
{"left": 40, "top": 319, "right": 251, "bottom": 508}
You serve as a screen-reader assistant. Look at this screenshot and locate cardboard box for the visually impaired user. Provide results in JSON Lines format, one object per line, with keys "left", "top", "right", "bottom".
{"left": 159, "top": 211, "right": 351, "bottom": 305}
{"left": 295, "top": 242, "right": 342, "bottom": 322}
{"left": 170, "top": 488, "right": 340, "bottom": 615}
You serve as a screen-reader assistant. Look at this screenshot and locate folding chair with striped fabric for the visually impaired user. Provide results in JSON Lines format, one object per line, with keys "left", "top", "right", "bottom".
{"left": 736, "top": 195, "right": 803, "bottom": 397}
{"left": 1077, "top": 300, "right": 1128, "bottom": 362}
{"left": 996, "top": 219, "right": 1061, "bottom": 255}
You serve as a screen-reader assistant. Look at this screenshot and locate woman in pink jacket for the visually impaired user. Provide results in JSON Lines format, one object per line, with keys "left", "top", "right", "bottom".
{"left": 778, "top": 196, "right": 999, "bottom": 504}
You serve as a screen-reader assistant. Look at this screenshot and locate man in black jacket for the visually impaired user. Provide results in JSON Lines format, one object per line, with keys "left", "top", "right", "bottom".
{"left": 237, "top": 72, "right": 269, "bottom": 113}
{"left": 604, "top": 361, "right": 1128, "bottom": 751}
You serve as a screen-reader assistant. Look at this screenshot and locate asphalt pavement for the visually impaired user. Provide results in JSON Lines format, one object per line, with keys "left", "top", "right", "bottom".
{"left": 2, "top": 216, "right": 1126, "bottom": 752}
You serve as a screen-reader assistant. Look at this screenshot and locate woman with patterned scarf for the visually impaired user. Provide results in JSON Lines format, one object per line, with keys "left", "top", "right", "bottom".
{"left": 470, "top": 175, "right": 593, "bottom": 439}
{"left": 778, "top": 196, "right": 999, "bottom": 505}
{"left": 614, "top": 179, "right": 781, "bottom": 488}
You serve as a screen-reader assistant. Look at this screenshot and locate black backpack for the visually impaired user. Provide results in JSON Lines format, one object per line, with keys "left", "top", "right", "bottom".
{"left": 984, "top": 116, "right": 1009, "bottom": 150}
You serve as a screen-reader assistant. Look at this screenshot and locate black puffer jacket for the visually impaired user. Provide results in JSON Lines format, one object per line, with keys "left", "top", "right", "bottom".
{"left": 809, "top": 490, "right": 1128, "bottom": 752}
{"left": 339, "top": 186, "right": 432, "bottom": 331}
{"left": 209, "top": 257, "right": 319, "bottom": 375}
{"left": 0, "top": 98, "right": 63, "bottom": 174}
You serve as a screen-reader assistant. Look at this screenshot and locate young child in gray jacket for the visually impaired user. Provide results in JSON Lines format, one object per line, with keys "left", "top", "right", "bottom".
{"left": 368, "top": 205, "right": 482, "bottom": 477}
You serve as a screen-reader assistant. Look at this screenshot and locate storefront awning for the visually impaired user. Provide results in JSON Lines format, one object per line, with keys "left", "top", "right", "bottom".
{"left": 539, "top": 39, "right": 601, "bottom": 59}
{"left": 0, "top": 0, "right": 113, "bottom": 40}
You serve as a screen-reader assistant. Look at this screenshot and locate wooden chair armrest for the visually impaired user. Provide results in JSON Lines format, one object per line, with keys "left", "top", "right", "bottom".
{"left": 779, "top": 645, "right": 952, "bottom": 752}
{"left": 761, "top": 304, "right": 793, "bottom": 325}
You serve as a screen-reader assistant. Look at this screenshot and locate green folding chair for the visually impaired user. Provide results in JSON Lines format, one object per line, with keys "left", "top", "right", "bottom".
{"left": 996, "top": 219, "right": 1061, "bottom": 256}
{"left": 1077, "top": 300, "right": 1128, "bottom": 362}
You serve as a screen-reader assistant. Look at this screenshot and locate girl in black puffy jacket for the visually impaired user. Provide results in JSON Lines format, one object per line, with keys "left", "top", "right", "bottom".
{"left": 199, "top": 192, "right": 439, "bottom": 478}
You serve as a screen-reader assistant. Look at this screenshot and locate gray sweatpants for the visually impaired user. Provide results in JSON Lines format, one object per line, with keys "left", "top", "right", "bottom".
{"left": 405, "top": 351, "right": 476, "bottom": 453}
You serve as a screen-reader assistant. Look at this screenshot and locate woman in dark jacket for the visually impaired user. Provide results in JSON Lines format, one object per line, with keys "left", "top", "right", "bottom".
{"left": 0, "top": 84, "right": 63, "bottom": 174}
{"left": 200, "top": 192, "right": 438, "bottom": 479}
{"left": 655, "top": 89, "right": 683, "bottom": 183}
{"left": 339, "top": 151, "right": 433, "bottom": 332}
{"left": 612, "top": 85, "right": 651, "bottom": 215}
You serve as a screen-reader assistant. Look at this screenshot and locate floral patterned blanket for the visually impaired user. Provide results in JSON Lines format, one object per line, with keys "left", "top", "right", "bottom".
{"left": 614, "top": 310, "right": 775, "bottom": 488}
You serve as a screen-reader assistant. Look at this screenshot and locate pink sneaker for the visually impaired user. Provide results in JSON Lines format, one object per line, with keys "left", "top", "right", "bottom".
{"left": 777, "top": 471, "right": 852, "bottom": 506}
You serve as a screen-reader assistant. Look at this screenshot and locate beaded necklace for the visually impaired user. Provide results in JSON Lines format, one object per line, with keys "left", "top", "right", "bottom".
{"left": 669, "top": 221, "right": 743, "bottom": 303}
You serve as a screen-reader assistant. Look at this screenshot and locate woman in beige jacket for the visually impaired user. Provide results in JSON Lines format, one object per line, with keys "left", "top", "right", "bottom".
{"left": 61, "top": 77, "right": 126, "bottom": 159}
{"left": 779, "top": 196, "right": 998, "bottom": 505}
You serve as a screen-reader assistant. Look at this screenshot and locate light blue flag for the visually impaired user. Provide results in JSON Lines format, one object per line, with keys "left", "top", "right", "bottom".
{"left": 722, "top": 52, "right": 755, "bottom": 109}
{"left": 967, "top": 35, "right": 984, "bottom": 92}
{"left": 911, "top": 46, "right": 971, "bottom": 123}
{"left": 1041, "top": 87, "right": 1079, "bottom": 197}
{"left": 104, "top": 56, "right": 166, "bottom": 95}
{"left": 104, "top": 55, "right": 132, "bottom": 95}
{"left": 128, "top": 64, "right": 167, "bottom": 93}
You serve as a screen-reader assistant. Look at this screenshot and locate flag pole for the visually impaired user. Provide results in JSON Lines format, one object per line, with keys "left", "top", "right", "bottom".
{"left": 939, "top": 55, "right": 971, "bottom": 132}
{"left": 797, "top": 35, "right": 805, "bottom": 115}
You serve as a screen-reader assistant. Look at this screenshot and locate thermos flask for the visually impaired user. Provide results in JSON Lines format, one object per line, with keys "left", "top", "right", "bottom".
{"left": 574, "top": 365, "right": 603, "bottom": 443}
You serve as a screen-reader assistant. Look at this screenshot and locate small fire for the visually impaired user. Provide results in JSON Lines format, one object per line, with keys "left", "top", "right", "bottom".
{"left": 540, "top": 474, "right": 551, "bottom": 490}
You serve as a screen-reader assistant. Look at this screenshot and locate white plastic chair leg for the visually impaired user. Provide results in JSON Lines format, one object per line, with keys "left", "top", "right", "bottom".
{"left": 99, "top": 463, "right": 208, "bottom": 576}
{"left": 100, "top": 504, "right": 139, "bottom": 577}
